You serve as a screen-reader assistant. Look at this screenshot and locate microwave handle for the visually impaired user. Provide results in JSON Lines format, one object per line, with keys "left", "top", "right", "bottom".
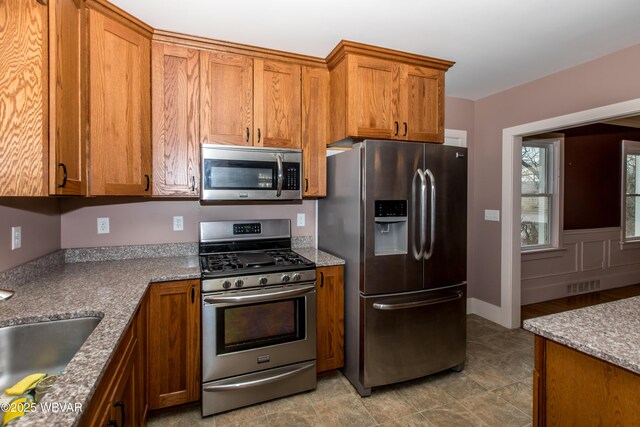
{"left": 276, "top": 153, "right": 284, "bottom": 197}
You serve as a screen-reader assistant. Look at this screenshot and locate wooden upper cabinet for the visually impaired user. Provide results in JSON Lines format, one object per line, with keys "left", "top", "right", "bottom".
{"left": 402, "top": 65, "right": 444, "bottom": 143}
{"left": 327, "top": 40, "right": 453, "bottom": 144}
{"left": 0, "top": 0, "right": 48, "bottom": 196}
{"left": 254, "top": 59, "right": 301, "bottom": 149}
{"left": 302, "top": 66, "right": 328, "bottom": 197}
{"left": 88, "top": 8, "right": 151, "bottom": 196}
{"left": 152, "top": 42, "right": 200, "bottom": 196}
{"left": 200, "top": 51, "right": 253, "bottom": 146}
{"left": 49, "top": 0, "right": 84, "bottom": 195}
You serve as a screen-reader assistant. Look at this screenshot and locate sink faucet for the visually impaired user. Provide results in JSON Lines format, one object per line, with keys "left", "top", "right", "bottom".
{"left": 0, "top": 289, "right": 15, "bottom": 301}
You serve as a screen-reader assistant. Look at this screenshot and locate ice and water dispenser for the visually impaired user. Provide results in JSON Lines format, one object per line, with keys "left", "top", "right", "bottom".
{"left": 374, "top": 200, "right": 408, "bottom": 256}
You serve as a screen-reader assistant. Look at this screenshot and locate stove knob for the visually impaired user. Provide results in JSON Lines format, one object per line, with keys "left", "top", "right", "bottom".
{"left": 281, "top": 274, "right": 291, "bottom": 283}
{"left": 292, "top": 273, "right": 301, "bottom": 281}
{"left": 234, "top": 279, "right": 244, "bottom": 288}
{"left": 222, "top": 280, "right": 232, "bottom": 289}
{"left": 259, "top": 277, "right": 268, "bottom": 285}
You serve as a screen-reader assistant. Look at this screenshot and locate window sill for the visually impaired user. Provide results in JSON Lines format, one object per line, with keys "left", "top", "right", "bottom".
{"left": 521, "top": 247, "right": 567, "bottom": 260}
{"left": 619, "top": 240, "right": 640, "bottom": 251}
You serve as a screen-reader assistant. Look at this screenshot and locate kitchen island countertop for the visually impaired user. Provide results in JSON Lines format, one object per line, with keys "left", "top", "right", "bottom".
{"left": 523, "top": 296, "right": 640, "bottom": 375}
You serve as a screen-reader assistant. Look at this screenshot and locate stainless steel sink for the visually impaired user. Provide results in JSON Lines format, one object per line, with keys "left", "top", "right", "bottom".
{"left": 0, "top": 317, "right": 101, "bottom": 393}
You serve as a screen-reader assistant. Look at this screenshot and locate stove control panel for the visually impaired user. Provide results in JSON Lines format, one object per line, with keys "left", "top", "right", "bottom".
{"left": 201, "top": 269, "right": 316, "bottom": 293}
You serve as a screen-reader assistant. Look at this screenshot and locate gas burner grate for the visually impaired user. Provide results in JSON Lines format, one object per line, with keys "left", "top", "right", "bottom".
{"left": 206, "top": 254, "right": 243, "bottom": 272}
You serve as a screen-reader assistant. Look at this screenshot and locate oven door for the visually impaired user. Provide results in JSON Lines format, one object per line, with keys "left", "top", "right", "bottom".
{"left": 202, "top": 282, "right": 316, "bottom": 382}
{"left": 201, "top": 144, "right": 302, "bottom": 201}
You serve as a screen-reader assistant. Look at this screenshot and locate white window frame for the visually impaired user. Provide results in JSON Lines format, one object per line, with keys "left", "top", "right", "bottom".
{"left": 622, "top": 139, "right": 640, "bottom": 244}
{"left": 520, "top": 138, "right": 563, "bottom": 252}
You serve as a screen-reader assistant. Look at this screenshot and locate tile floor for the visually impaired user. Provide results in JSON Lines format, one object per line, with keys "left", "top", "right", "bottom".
{"left": 148, "top": 314, "right": 534, "bottom": 427}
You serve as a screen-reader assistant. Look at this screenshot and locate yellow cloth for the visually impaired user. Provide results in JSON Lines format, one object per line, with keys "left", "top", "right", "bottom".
{"left": 4, "top": 374, "right": 46, "bottom": 396}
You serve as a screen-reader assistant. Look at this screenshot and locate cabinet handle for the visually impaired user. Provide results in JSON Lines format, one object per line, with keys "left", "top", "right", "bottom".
{"left": 246, "top": 127, "right": 250, "bottom": 143}
{"left": 403, "top": 122, "right": 408, "bottom": 136}
{"left": 320, "top": 271, "right": 324, "bottom": 288}
{"left": 113, "top": 401, "right": 125, "bottom": 426}
{"left": 106, "top": 421, "right": 118, "bottom": 427}
{"left": 36, "top": 0, "right": 47, "bottom": 5}
{"left": 394, "top": 121, "right": 399, "bottom": 136}
{"left": 257, "top": 128, "right": 261, "bottom": 144}
{"left": 57, "top": 163, "right": 67, "bottom": 188}
{"left": 305, "top": 178, "right": 309, "bottom": 193}
{"left": 191, "top": 176, "right": 196, "bottom": 192}
{"left": 191, "top": 285, "right": 195, "bottom": 303}
{"left": 144, "top": 174, "right": 150, "bottom": 192}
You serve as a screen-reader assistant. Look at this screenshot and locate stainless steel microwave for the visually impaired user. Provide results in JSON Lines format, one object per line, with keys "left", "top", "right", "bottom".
{"left": 200, "top": 144, "right": 302, "bottom": 201}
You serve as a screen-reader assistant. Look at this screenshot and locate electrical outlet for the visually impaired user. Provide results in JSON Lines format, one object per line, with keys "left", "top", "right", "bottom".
{"left": 173, "top": 216, "right": 184, "bottom": 231}
{"left": 297, "top": 213, "right": 305, "bottom": 227}
{"left": 484, "top": 209, "right": 500, "bottom": 222}
{"left": 97, "top": 217, "right": 110, "bottom": 234}
{"left": 11, "top": 226, "right": 21, "bottom": 250}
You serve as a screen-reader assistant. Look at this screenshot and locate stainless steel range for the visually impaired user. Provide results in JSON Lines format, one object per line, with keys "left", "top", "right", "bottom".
{"left": 199, "top": 219, "right": 317, "bottom": 416}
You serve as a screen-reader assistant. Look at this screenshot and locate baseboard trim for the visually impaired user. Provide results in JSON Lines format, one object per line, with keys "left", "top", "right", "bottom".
{"left": 467, "top": 298, "right": 504, "bottom": 325}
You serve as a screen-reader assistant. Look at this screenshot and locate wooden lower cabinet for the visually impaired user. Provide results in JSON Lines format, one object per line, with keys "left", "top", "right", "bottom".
{"left": 316, "top": 266, "right": 344, "bottom": 373}
{"left": 148, "top": 280, "right": 201, "bottom": 409}
{"left": 80, "top": 293, "right": 148, "bottom": 427}
{"left": 534, "top": 335, "right": 640, "bottom": 425}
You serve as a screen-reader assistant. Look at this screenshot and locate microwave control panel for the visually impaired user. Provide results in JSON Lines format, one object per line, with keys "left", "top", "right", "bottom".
{"left": 284, "top": 164, "right": 300, "bottom": 190}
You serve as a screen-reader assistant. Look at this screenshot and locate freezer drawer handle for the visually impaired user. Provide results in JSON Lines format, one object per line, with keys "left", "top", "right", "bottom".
{"left": 372, "top": 290, "right": 463, "bottom": 311}
{"left": 203, "top": 362, "right": 315, "bottom": 391}
{"left": 203, "top": 284, "right": 315, "bottom": 304}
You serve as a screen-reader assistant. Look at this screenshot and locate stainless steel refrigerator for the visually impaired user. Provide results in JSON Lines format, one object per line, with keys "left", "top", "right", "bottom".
{"left": 318, "top": 140, "right": 467, "bottom": 396}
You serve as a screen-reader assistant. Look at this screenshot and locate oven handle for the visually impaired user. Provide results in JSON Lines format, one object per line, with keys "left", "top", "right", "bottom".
{"left": 203, "top": 362, "right": 315, "bottom": 391}
{"left": 203, "top": 284, "right": 315, "bottom": 305}
{"left": 276, "top": 153, "right": 284, "bottom": 197}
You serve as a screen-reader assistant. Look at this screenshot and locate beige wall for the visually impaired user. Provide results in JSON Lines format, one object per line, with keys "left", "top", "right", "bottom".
{"left": 0, "top": 199, "right": 60, "bottom": 271}
{"left": 60, "top": 199, "right": 317, "bottom": 248}
{"left": 471, "top": 43, "right": 640, "bottom": 305}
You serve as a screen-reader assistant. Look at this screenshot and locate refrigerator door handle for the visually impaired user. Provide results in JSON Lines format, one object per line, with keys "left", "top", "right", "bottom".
{"left": 411, "top": 168, "right": 427, "bottom": 260}
{"left": 373, "top": 290, "right": 464, "bottom": 310}
{"left": 424, "top": 168, "right": 436, "bottom": 260}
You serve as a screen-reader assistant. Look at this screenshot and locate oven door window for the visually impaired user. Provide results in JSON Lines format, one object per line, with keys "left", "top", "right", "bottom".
{"left": 203, "top": 159, "right": 276, "bottom": 191}
{"left": 217, "top": 297, "right": 305, "bottom": 354}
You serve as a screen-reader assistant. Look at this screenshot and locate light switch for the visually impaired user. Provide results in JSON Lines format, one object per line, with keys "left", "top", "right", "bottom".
{"left": 11, "top": 226, "right": 21, "bottom": 250}
{"left": 484, "top": 210, "right": 500, "bottom": 222}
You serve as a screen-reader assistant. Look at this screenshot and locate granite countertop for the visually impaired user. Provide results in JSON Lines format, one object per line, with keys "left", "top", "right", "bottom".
{"left": 523, "top": 296, "right": 640, "bottom": 375}
{"left": 293, "top": 248, "right": 345, "bottom": 267}
{"left": 0, "top": 255, "right": 200, "bottom": 426}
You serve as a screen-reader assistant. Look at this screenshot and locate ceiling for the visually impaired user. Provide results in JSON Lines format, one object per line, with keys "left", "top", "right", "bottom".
{"left": 111, "top": 0, "right": 640, "bottom": 100}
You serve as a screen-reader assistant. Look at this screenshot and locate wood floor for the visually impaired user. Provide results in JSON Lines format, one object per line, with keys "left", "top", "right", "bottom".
{"left": 521, "top": 283, "right": 640, "bottom": 322}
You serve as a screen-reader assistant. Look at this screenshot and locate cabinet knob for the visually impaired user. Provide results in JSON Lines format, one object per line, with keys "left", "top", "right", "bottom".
{"left": 320, "top": 271, "right": 324, "bottom": 288}
{"left": 57, "top": 163, "right": 67, "bottom": 188}
{"left": 257, "top": 128, "right": 261, "bottom": 144}
{"left": 246, "top": 127, "right": 250, "bottom": 143}
{"left": 394, "top": 121, "right": 399, "bottom": 137}
{"left": 113, "top": 401, "right": 125, "bottom": 426}
{"left": 35, "top": 0, "right": 48, "bottom": 5}
{"left": 305, "top": 178, "right": 309, "bottom": 193}
{"left": 144, "top": 174, "right": 150, "bottom": 192}
{"left": 403, "top": 122, "right": 408, "bottom": 137}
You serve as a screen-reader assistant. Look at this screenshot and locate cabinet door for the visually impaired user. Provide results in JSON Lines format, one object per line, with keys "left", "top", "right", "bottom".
{"left": 254, "top": 59, "right": 301, "bottom": 149}
{"left": 347, "top": 56, "right": 398, "bottom": 140}
{"left": 200, "top": 51, "right": 253, "bottom": 146}
{"left": 402, "top": 65, "right": 444, "bottom": 143}
{"left": 152, "top": 42, "right": 200, "bottom": 196}
{"left": 0, "top": 0, "right": 48, "bottom": 196}
{"left": 88, "top": 9, "right": 151, "bottom": 196}
{"left": 136, "top": 290, "right": 149, "bottom": 424}
{"left": 316, "top": 266, "right": 344, "bottom": 373}
{"left": 49, "top": 0, "right": 84, "bottom": 195}
{"left": 109, "top": 339, "right": 138, "bottom": 427}
{"left": 148, "top": 280, "right": 200, "bottom": 409}
{"left": 301, "top": 67, "right": 328, "bottom": 197}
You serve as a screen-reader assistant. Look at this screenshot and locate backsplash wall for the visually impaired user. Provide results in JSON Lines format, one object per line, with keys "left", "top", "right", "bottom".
{"left": 0, "top": 199, "right": 61, "bottom": 271}
{"left": 60, "top": 198, "right": 317, "bottom": 248}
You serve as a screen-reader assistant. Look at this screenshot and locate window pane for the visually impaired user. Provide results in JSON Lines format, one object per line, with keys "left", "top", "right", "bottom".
{"left": 521, "top": 196, "right": 550, "bottom": 246}
{"left": 626, "top": 154, "right": 640, "bottom": 195}
{"left": 521, "top": 145, "right": 549, "bottom": 194}
{"left": 625, "top": 195, "right": 640, "bottom": 238}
